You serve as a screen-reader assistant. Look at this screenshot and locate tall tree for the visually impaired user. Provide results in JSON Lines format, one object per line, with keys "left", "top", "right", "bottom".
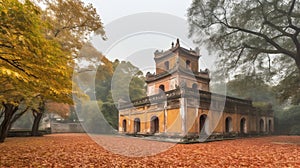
{"left": 188, "top": 0, "right": 300, "bottom": 103}
{"left": 0, "top": 0, "right": 73, "bottom": 142}
{"left": 94, "top": 57, "right": 114, "bottom": 102}
{"left": 94, "top": 59, "right": 146, "bottom": 129}
{"left": 27, "top": 0, "right": 105, "bottom": 135}
{"left": 110, "top": 60, "right": 146, "bottom": 102}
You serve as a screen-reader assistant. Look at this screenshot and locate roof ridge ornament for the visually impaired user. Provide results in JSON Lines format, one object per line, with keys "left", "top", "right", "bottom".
{"left": 176, "top": 38, "right": 180, "bottom": 47}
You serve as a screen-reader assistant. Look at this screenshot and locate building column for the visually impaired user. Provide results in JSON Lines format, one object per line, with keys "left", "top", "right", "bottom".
{"left": 164, "top": 100, "right": 167, "bottom": 133}
{"left": 180, "top": 97, "right": 187, "bottom": 135}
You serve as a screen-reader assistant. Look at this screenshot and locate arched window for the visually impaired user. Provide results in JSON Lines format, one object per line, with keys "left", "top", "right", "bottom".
{"left": 199, "top": 114, "right": 207, "bottom": 135}
{"left": 122, "top": 119, "right": 127, "bottom": 132}
{"left": 186, "top": 60, "right": 191, "bottom": 69}
{"left": 240, "top": 118, "right": 246, "bottom": 134}
{"left": 259, "top": 119, "right": 265, "bottom": 133}
{"left": 159, "top": 84, "right": 165, "bottom": 93}
{"left": 164, "top": 61, "right": 169, "bottom": 70}
{"left": 134, "top": 118, "right": 141, "bottom": 133}
{"left": 150, "top": 116, "right": 159, "bottom": 133}
{"left": 225, "top": 117, "right": 233, "bottom": 133}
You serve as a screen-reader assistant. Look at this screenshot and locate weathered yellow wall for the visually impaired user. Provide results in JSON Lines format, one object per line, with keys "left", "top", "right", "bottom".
{"left": 166, "top": 108, "right": 182, "bottom": 133}
{"left": 119, "top": 108, "right": 165, "bottom": 134}
{"left": 192, "top": 109, "right": 262, "bottom": 134}
{"left": 186, "top": 107, "right": 198, "bottom": 133}
{"left": 119, "top": 102, "right": 273, "bottom": 135}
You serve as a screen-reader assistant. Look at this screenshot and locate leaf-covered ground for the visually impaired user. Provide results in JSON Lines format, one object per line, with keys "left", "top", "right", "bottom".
{"left": 0, "top": 134, "right": 299, "bottom": 167}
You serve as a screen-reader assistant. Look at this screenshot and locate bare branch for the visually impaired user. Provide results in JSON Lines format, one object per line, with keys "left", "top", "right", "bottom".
{"left": 243, "top": 44, "right": 283, "bottom": 54}
{"left": 10, "top": 106, "right": 30, "bottom": 124}
{"left": 288, "top": 0, "right": 296, "bottom": 16}
{"left": 0, "top": 56, "right": 38, "bottom": 78}
{"left": 0, "top": 43, "right": 14, "bottom": 49}
{"left": 234, "top": 47, "right": 245, "bottom": 66}
{"left": 32, "top": 109, "right": 38, "bottom": 117}
{"left": 273, "top": 1, "right": 300, "bottom": 32}
{"left": 271, "top": 34, "right": 286, "bottom": 40}
{"left": 213, "top": 16, "right": 296, "bottom": 59}
{"left": 263, "top": 20, "right": 293, "bottom": 37}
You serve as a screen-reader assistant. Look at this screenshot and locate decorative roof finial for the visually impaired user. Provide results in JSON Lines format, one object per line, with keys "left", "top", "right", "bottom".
{"left": 171, "top": 42, "right": 174, "bottom": 48}
{"left": 176, "top": 38, "right": 180, "bottom": 47}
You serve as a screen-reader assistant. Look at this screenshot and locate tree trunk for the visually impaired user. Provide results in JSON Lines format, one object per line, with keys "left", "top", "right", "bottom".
{"left": 31, "top": 110, "right": 43, "bottom": 136}
{"left": 0, "top": 104, "right": 18, "bottom": 143}
{"left": 8, "top": 106, "right": 29, "bottom": 131}
{"left": 31, "top": 99, "right": 45, "bottom": 136}
{"left": 0, "top": 109, "right": 4, "bottom": 119}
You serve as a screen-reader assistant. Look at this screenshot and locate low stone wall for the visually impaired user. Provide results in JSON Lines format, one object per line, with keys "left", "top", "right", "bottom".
{"left": 51, "top": 123, "right": 85, "bottom": 133}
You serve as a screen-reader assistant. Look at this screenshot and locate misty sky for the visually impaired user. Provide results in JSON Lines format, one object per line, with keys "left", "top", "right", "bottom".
{"left": 82, "top": 0, "right": 217, "bottom": 73}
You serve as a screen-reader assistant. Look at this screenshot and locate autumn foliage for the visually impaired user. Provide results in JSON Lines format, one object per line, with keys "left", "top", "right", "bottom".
{"left": 0, "top": 0, "right": 104, "bottom": 142}
{"left": 45, "top": 102, "right": 70, "bottom": 118}
{"left": 0, "top": 134, "right": 299, "bottom": 167}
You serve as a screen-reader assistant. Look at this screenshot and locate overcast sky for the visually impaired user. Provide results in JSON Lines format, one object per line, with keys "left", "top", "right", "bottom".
{"left": 81, "top": 0, "right": 216, "bottom": 73}
{"left": 83, "top": 0, "right": 193, "bottom": 24}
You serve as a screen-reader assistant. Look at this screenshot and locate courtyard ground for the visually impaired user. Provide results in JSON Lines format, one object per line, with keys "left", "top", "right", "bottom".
{"left": 0, "top": 134, "right": 299, "bottom": 167}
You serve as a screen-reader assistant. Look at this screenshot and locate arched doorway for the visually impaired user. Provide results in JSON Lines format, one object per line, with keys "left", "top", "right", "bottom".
{"left": 240, "top": 118, "right": 246, "bottom": 134}
{"left": 150, "top": 116, "right": 159, "bottom": 133}
{"left": 199, "top": 114, "right": 207, "bottom": 135}
{"left": 259, "top": 119, "right": 264, "bottom": 133}
{"left": 134, "top": 118, "right": 140, "bottom": 133}
{"left": 268, "top": 120, "right": 272, "bottom": 133}
{"left": 225, "top": 117, "right": 232, "bottom": 133}
{"left": 122, "top": 119, "right": 126, "bottom": 132}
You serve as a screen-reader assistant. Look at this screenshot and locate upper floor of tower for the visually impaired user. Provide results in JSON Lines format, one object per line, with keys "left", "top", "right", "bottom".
{"left": 145, "top": 39, "right": 210, "bottom": 95}
{"left": 153, "top": 39, "right": 201, "bottom": 75}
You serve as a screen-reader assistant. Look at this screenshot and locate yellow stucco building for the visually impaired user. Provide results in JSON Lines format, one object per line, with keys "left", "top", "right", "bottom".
{"left": 118, "top": 39, "right": 274, "bottom": 140}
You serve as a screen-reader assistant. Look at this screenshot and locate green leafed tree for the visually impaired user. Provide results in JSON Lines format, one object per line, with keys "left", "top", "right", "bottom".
{"left": 225, "top": 74, "right": 275, "bottom": 103}
{"left": 188, "top": 0, "right": 300, "bottom": 103}
{"left": 276, "top": 105, "right": 300, "bottom": 135}
{"left": 110, "top": 60, "right": 146, "bottom": 102}
{"left": 94, "top": 59, "right": 147, "bottom": 129}
{"left": 275, "top": 71, "right": 300, "bottom": 104}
